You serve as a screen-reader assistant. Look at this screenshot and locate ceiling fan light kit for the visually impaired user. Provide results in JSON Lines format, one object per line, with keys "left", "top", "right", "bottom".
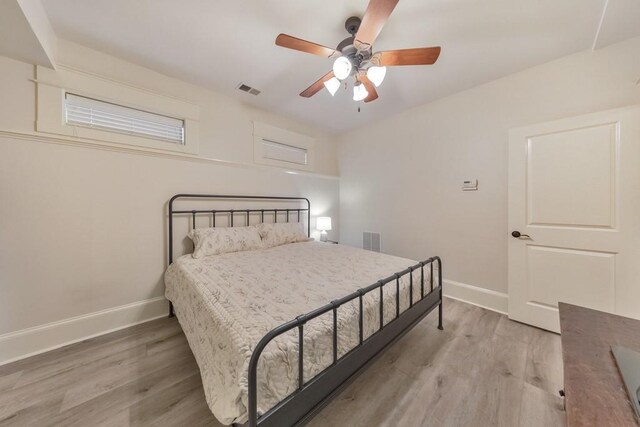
{"left": 366, "top": 65, "right": 387, "bottom": 87}
{"left": 275, "top": 0, "right": 441, "bottom": 104}
{"left": 353, "top": 82, "right": 369, "bottom": 101}
{"left": 323, "top": 77, "right": 341, "bottom": 96}
{"left": 333, "top": 56, "right": 353, "bottom": 80}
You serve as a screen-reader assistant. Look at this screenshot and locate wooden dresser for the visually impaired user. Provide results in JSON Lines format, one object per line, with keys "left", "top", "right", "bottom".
{"left": 559, "top": 303, "right": 640, "bottom": 426}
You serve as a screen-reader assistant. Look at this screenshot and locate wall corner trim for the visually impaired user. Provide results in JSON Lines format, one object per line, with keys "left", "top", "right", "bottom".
{"left": 443, "top": 279, "right": 508, "bottom": 315}
{"left": 0, "top": 296, "right": 168, "bottom": 366}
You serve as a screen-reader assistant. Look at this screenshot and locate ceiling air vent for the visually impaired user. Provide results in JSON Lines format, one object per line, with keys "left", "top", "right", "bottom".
{"left": 237, "top": 83, "right": 261, "bottom": 96}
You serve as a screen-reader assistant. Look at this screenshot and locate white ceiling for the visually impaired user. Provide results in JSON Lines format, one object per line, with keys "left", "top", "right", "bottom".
{"left": 40, "top": 0, "right": 639, "bottom": 133}
{"left": 593, "top": 0, "right": 640, "bottom": 50}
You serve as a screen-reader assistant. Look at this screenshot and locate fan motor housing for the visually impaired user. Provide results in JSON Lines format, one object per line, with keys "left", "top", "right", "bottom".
{"left": 337, "top": 37, "right": 355, "bottom": 53}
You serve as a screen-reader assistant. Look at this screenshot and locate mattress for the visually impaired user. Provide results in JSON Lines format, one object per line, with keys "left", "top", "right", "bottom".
{"left": 164, "top": 241, "right": 435, "bottom": 425}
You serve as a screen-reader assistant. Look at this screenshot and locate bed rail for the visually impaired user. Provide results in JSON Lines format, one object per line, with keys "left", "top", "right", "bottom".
{"left": 245, "top": 257, "right": 443, "bottom": 427}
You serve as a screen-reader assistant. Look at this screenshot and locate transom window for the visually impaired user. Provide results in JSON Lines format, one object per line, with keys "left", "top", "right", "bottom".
{"left": 64, "top": 93, "right": 185, "bottom": 145}
{"left": 261, "top": 139, "right": 308, "bottom": 165}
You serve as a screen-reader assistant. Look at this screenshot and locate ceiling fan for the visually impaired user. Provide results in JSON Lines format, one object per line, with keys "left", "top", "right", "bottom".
{"left": 275, "top": 0, "right": 441, "bottom": 103}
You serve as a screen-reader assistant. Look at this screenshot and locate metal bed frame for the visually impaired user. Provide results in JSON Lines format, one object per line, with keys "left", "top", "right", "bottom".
{"left": 167, "top": 194, "right": 443, "bottom": 427}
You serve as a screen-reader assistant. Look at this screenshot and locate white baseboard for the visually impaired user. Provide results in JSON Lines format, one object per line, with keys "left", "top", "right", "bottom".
{"left": 0, "top": 296, "right": 169, "bottom": 366}
{"left": 443, "top": 279, "right": 508, "bottom": 315}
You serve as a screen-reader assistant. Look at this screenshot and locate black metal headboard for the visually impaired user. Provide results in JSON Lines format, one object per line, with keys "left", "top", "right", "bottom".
{"left": 168, "top": 194, "right": 311, "bottom": 265}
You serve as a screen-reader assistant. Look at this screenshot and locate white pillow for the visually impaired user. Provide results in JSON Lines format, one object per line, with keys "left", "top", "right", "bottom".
{"left": 256, "top": 222, "right": 310, "bottom": 248}
{"left": 188, "top": 226, "right": 263, "bottom": 258}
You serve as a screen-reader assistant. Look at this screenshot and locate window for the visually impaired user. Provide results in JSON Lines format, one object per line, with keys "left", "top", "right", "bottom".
{"left": 253, "top": 122, "right": 315, "bottom": 171}
{"left": 65, "top": 94, "right": 185, "bottom": 145}
{"left": 36, "top": 65, "right": 199, "bottom": 155}
{"left": 262, "top": 139, "right": 308, "bottom": 165}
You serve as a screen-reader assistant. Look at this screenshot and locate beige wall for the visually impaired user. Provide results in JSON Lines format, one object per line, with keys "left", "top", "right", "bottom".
{"left": 0, "top": 41, "right": 340, "bottom": 337}
{"left": 337, "top": 36, "right": 640, "bottom": 298}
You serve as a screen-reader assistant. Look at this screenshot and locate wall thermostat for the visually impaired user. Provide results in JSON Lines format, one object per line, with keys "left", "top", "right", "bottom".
{"left": 462, "top": 179, "right": 478, "bottom": 191}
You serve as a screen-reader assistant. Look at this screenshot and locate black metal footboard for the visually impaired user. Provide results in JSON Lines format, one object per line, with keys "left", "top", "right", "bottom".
{"left": 243, "top": 257, "right": 443, "bottom": 427}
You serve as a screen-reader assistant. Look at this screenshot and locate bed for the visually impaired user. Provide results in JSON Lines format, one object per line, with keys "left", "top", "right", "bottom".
{"left": 165, "top": 194, "right": 443, "bottom": 427}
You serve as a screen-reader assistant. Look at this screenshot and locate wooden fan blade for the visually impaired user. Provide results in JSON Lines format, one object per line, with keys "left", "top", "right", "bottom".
{"left": 360, "top": 75, "right": 379, "bottom": 103}
{"left": 374, "top": 47, "right": 441, "bottom": 66}
{"left": 276, "top": 34, "right": 339, "bottom": 58}
{"left": 300, "top": 71, "right": 335, "bottom": 98}
{"left": 354, "top": 0, "right": 400, "bottom": 50}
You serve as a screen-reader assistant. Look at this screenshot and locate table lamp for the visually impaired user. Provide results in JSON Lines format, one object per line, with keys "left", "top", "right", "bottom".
{"left": 316, "top": 217, "right": 332, "bottom": 242}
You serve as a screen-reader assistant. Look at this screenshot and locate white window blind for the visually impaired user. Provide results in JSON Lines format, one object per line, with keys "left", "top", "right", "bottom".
{"left": 262, "top": 139, "right": 308, "bottom": 165}
{"left": 65, "top": 94, "right": 185, "bottom": 144}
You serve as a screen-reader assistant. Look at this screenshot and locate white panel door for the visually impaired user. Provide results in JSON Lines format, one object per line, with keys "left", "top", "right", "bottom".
{"left": 508, "top": 106, "right": 640, "bottom": 332}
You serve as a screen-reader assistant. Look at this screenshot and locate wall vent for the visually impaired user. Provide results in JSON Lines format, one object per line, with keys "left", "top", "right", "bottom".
{"left": 363, "top": 231, "right": 381, "bottom": 252}
{"left": 237, "top": 83, "right": 261, "bottom": 96}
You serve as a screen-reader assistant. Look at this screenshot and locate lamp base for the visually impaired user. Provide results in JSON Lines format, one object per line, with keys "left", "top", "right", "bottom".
{"left": 320, "top": 231, "right": 328, "bottom": 242}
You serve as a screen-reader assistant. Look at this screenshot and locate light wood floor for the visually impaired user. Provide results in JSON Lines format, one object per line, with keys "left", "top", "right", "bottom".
{"left": 0, "top": 299, "right": 565, "bottom": 427}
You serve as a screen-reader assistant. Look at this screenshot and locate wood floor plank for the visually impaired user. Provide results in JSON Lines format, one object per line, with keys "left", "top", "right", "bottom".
{"left": 0, "top": 333, "right": 188, "bottom": 420}
{"left": 518, "top": 382, "right": 565, "bottom": 427}
{"left": 0, "top": 299, "right": 565, "bottom": 427}
{"left": 10, "top": 320, "right": 182, "bottom": 389}
{"left": 308, "top": 363, "right": 419, "bottom": 427}
{"left": 457, "top": 328, "right": 531, "bottom": 426}
{"left": 413, "top": 311, "right": 503, "bottom": 426}
{"left": 0, "top": 392, "right": 64, "bottom": 426}
{"left": 0, "top": 372, "right": 22, "bottom": 393}
{"left": 494, "top": 315, "right": 539, "bottom": 345}
{"left": 375, "top": 318, "right": 453, "bottom": 378}
{"left": 524, "top": 328, "right": 563, "bottom": 396}
{"left": 48, "top": 355, "right": 199, "bottom": 427}
{"left": 92, "top": 408, "right": 131, "bottom": 427}
{"left": 59, "top": 333, "right": 193, "bottom": 411}
{"left": 409, "top": 364, "right": 477, "bottom": 426}
{"left": 132, "top": 374, "right": 216, "bottom": 427}
{"left": 0, "top": 318, "right": 178, "bottom": 378}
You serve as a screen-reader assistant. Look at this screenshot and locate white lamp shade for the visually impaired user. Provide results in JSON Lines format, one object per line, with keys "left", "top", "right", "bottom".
{"left": 323, "top": 77, "right": 341, "bottom": 96}
{"left": 353, "top": 82, "right": 369, "bottom": 101}
{"left": 333, "top": 56, "right": 352, "bottom": 80}
{"left": 366, "top": 66, "right": 387, "bottom": 87}
{"left": 316, "top": 216, "right": 332, "bottom": 231}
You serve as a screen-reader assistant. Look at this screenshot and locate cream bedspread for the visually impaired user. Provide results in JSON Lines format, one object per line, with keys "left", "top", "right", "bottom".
{"left": 164, "top": 241, "right": 436, "bottom": 425}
